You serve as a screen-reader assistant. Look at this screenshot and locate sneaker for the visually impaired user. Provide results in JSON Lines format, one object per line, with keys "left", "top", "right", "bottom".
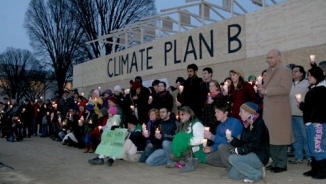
{"left": 243, "top": 178, "right": 255, "bottom": 183}
{"left": 166, "top": 162, "right": 176, "bottom": 168}
{"left": 88, "top": 157, "right": 104, "bottom": 165}
{"left": 288, "top": 158, "right": 303, "bottom": 164}
{"left": 107, "top": 158, "right": 114, "bottom": 167}
{"left": 220, "top": 170, "right": 229, "bottom": 179}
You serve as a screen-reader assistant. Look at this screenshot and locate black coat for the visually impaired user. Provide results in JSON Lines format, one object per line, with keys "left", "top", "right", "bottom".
{"left": 230, "top": 118, "right": 270, "bottom": 166}
{"left": 300, "top": 84, "right": 326, "bottom": 123}
{"left": 151, "top": 91, "right": 173, "bottom": 112}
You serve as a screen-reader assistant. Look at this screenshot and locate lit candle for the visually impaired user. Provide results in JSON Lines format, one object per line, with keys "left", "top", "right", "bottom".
{"left": 58, "top": 117, "right": 61, "bottom": 123}
{"left": 81, "top": 92, "right": 84, "bottom": 96}
{"left": 98, "top": 86, "right": 101, "bottom": 90}
{"left": 89, "top": 120, "right": 92, "bottom": 124}
{"left": 113, "top": 122, "right": 117, "bottom": 126}
{"left": 37, "top": 109, "right": 40, "bottom": 112}
{"left": 149, "top": 96, "right": 153, "bottom": 100}
{"left": 155, "top": 128, "right": 160, "bottom": 134}
{"left": 310, "top": 55, "right": 315, "bottom": 62}
{"left": 75, "top": 100, "right": 77, "bottom": 104}
{"left": 143, "top": 129, "right": 149, "bottom": 135}
{"left": 207, "top": 93, "right": 211, "bottom": 100}
{"left": 142, "top": 123, "right": 146, "bottom": 130}
{"left": 47, "top": 112, "right": 49, "bottom": 116}
{"left": 40, "top": 96, "right": 43, "bottom": 99}
{"left": 78, "top": 120, "right": 82, "bottom": 126}
{"left": 248, "top": 81, "right": 252, "bottom": 85}
{"left": 295, "top": 94, "right": 302, "bottom": 102}
{"left": 253, "top": 86, "right": 257, "bottom": 93}
{"left": 178, "top": 85, "right": 184, "bottom": 93}
{"left": 9, "top": 105, "right": 12, "bottom": 109}
{"left": 176, "top": 115, "right": 179, "bottom": 120}
{"left": 98, "top": 126, "right": 102, "bottom": 130}
{"left": 7, "top": 102, "right": 10, "bottom": 105}
{"left": 223, "top": 84, "right": 228, "bottom": 93}
{"left": 257, "top": 76, "right": 263, "bottom": 85}
{"left": 22, "top": 108, "right": 25, "bottom": 112}
{"left": 130, "top": 105, "right": 134, "bottom": 111}
{"left": 124, "top": 89, "right": 130, "bottom": 94}
{"left": 204, "top": 127, "right": 210, "bottom": 131}
{"left": 226, "top": 129, "right": 232, "bottom": 139}
{"left": 202, "top": 139, "right": 208, "bottom": 147}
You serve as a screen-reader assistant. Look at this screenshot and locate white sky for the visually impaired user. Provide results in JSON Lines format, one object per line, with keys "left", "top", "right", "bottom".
{"left": 0, "top": 0, "right": 283, "bottom": 53}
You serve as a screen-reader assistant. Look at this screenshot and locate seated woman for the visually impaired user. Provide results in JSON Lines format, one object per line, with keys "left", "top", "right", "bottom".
{"left": 203, "top": 103, "right": 243, "bottom": 179}
{"left": 228, "top": 102, "right": 270, "bottom": 183}
{"left": 171, "top": 106, "right": 204, "bottom": 173}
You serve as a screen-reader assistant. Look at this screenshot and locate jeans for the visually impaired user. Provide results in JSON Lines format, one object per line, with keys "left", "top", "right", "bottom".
{"left": 229, "top": 152, "right": 264, "bottom": 181}
{"left": 291, "top": 116, "right": 311, "bottom": 160}
{"left": 41, "top": 124, "right": 48, "bottom": 137}
{"left": 306, "top": 123, "right": 326, "bottom": 161}
{"left": 146, "top": 140, "right": 173, "bottom": 166}
{"left": 84, "top": 133, "right": 93, "bottom": 145}
{"left": 139, "top": 144, "right": 160, "bottom": 163}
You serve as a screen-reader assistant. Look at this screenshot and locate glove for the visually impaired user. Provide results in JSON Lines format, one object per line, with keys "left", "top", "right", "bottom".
{"left": 229, "top": 148, "right": 238, "bottom": 154}
{"left": 111, "top": 125, "right": 119, "bottom": 131}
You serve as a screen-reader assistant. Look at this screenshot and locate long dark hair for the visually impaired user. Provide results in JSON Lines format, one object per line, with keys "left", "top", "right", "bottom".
{"left": 178, "top": 106, "right": 197, "bottom": 132}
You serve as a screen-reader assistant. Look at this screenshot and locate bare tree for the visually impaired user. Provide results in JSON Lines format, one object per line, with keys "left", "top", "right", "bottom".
{"left": 25, "top": 0, "right": 87, "bottom": 95}
{"left": 0, "top": 47, "right": 50, "bottom": 102}
{"left": 69, "top": 0, "right": 156, "bottom": 59}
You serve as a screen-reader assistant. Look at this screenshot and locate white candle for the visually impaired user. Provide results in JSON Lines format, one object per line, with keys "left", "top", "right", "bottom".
{"left": 81, "top": 92, "right": 84, "bottom": 96}
{"left": 9, "top": 105, "right": 12, "bottom": 109}
{"left": 176, "top": 115, "right": 179, "bottom": 119}
{"left": 149, "top": 96, "right": 152, "bottom": 100}
{"left": 37, "top": 109, "right": 40, "bottom": 112}
{"left": 89, "top": 120, "right": 93, "bottom": 124}
{"left": 143, "top": 129, "right": 149, "bottom": 135}
{"left": 124, "top": 89, "right": 130, "bottom": 94}
{"left": 142, "top": 123, "right": 146, "bottom": 130}
{"left": 310, "top": 55, "right": 315, "bottom": 62}
{"left": 130, "top": 105, "right": 134, "bottom": 111}
{"left": 179, "top": 85, "right": 184, "bottom": 93}
{"left": 223, "top": 84, "right": 228, "bottom": 93}
{"left": 226, "top": 129, "right": 232, "bottom": 139}
{"left": 155, "top": 128, "right": 160, "bottom": 134}
{"left": 204, "top": 127, "right": 210, "bottom": 131}
{"left": 22, "top": 108, "right": 25, "bottom": 112}
{"left": 248, "top": 81, "right": 252, "bottom": 85}
{"left": 98, "top": 126, "right": 102, "bottom": 130}
{"left": 113, "top": 122, "right": 117, "bottom": 126}
{"left": 295, "top": 94, "right": 302, "bottom": 102}
{"left": 202, "top": 139, "right": 208, "bottom": 147}
{"left": 98, "top": 86, "right": 101, "bottom": 90}
{"left": 58, "top": 117, "right": 61, "bottom": 123}
{"left": 257, "top": 76, "right": 263, "bottom": 85}
{"left": 254, "top": 86, "right": 257, "bottom": 93}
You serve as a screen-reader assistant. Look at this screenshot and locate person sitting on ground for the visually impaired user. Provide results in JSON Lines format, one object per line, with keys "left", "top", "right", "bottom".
{"left": 228, "top": 102, "right": 270, "bottom": 183}
{"left": 171, "top": 106, "right": 204, "bottom": 173}
{"left": 203, "top": 103, "right": 243, "bottom": 179}
{"left": 145, "top": 107, "right": 178, "bottom": 167}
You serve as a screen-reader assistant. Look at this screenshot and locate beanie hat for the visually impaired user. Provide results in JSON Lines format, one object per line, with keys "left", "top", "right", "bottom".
{"left": 103, "top": 89, "right": 113, "bottom": 96}
{"left": 130, "top": 80, "right": 141, "bottom": 91}
{"left": 108, "top": 96, "right": 118, "bottom": 105}
{"left": 108, "top": 107, "right": 118, "bottom": 115}
{"left": 309, "top": 66, "right": 325, "bottom": 84}
{"left": 127, "top": 115, "right": 139, "bottom": 126}
{"left": 240, "top": 102, "right": 259, "bottom": 115}
{"left": 113, "top": 85, "right": 122, "bottom": 93}
{"left": 100, "top": 107, "right": 108, "bottom": 116}
{"left": 93, "top": 89, "right": 100, "bottom": 97}
{"left": 230, "top": 68, "right": 245, "bottom": 80}
{"left": 86, "top": 104, "right": 94, "bottom": 111}
{"left": 248, "top": 75, "right": 256, "bottom": 82}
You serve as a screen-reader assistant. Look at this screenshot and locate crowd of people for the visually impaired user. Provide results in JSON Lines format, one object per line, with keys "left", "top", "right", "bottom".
{"left": 1, "top": 49, "right": 326, "bottom": 182}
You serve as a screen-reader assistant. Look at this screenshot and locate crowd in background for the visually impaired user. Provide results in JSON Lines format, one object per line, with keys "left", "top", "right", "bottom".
{"left": 1, "top": 49, "right": 326, "bottom": 182}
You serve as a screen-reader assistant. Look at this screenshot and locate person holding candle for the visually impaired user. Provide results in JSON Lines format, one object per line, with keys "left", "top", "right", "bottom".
{"left": 298, "top": 66, "right": 326, "bottom": 179}
{"left": 177, "top": 64, "right": 207, "bottom": 120}
{"left": 139, "top": 108, "right": 161, "bottom": 163}
{"left": 150, "top": 81, "right": 173, "bottom": 114}
{"left": 90, "top": 89, "right": 103, "bottom": 117}
{"left": 248, "top": 75, "right": 256, "bottom": 87}
{"left": 204, "top": 103, "right": 243, "bottom": 179}
{"left": 227, "top": 68, "right": 257, "bottom": 121}
{"left": 82, "top": 103, "right": 98, "bottom": 153}
{"left": 101, "top": 89, "right": 113, "bottom": 109}
{"left": 256, "top": 49, "right": 292, "bottom": 173}
{"left": 171, "top": 106, "right": 204, "bottom": 173}
{"left": 19, "top": 99, "right": 34, "bottom": 138}
{"left": 203, "top": 80, "right": 225, "bottom": 145}
{"left": 228, "top": 102, "right": 270, "bottom": 183}
{"left": 145, "top": 107, "right": 178, "bottom": 167}
{"left": 57, "top": 89, "right": 74, "bottom": 124}
{"left": 288, "top": 65, "right": 311, "bottom": 165}
{"left": 202, "top": 67, "right": 213, "bottom": 92}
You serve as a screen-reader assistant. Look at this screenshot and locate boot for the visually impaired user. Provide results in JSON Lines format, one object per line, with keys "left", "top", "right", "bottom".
{"left": 303, "top": 157, "right": 318, "bottom": 177}
{"left": 179, "top": 151, "right": 198, "bottom": 173}
{"left": 88, "top": 145, "right": 95, "bottom": 153}
{"left": 312, "top": 159, "right": 326, "bottom": 179}
{"left": 84, "top": 144, "right": 90, "bottom": 153}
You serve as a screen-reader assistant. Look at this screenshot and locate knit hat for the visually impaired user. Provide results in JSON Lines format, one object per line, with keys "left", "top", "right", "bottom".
{"left": 93, "top": 89, "right": 100, "bottom": 97}
{"left": 248, "top": 75, "right": 256, "bottom": 82}
{"left": 113, "top": 85, "right": 122, "bottom": 93}
{"left": 230, "top": 68, "right": 245, "bottom": 80}
{"left": 78, "top": 101, "right": 87, "bottom": 107}
{"left": 108, "top": 96, "right": 118, "bottom": 105}
{"left": 108, "top": 107, "right": 118, "bottom": 115}
{"left": 100, "top": 107, "right": 108, "bottom": 116}
{"left": 130, "top": 80, "right": 141, "bottom": 91}
{"left": 103, "top": 89, "right": 112, "bottom": 96}
{"left": 127, "top": 115, "right": 139, "bottom": 125}
{"left": 86, "top": 103, "right": 94, "bottom": 111}
{"left": 240, "top": 102, "right": 259, "bottom": 115}
{"left": 309, "top": 66, "right": 325, "bottom": 84}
